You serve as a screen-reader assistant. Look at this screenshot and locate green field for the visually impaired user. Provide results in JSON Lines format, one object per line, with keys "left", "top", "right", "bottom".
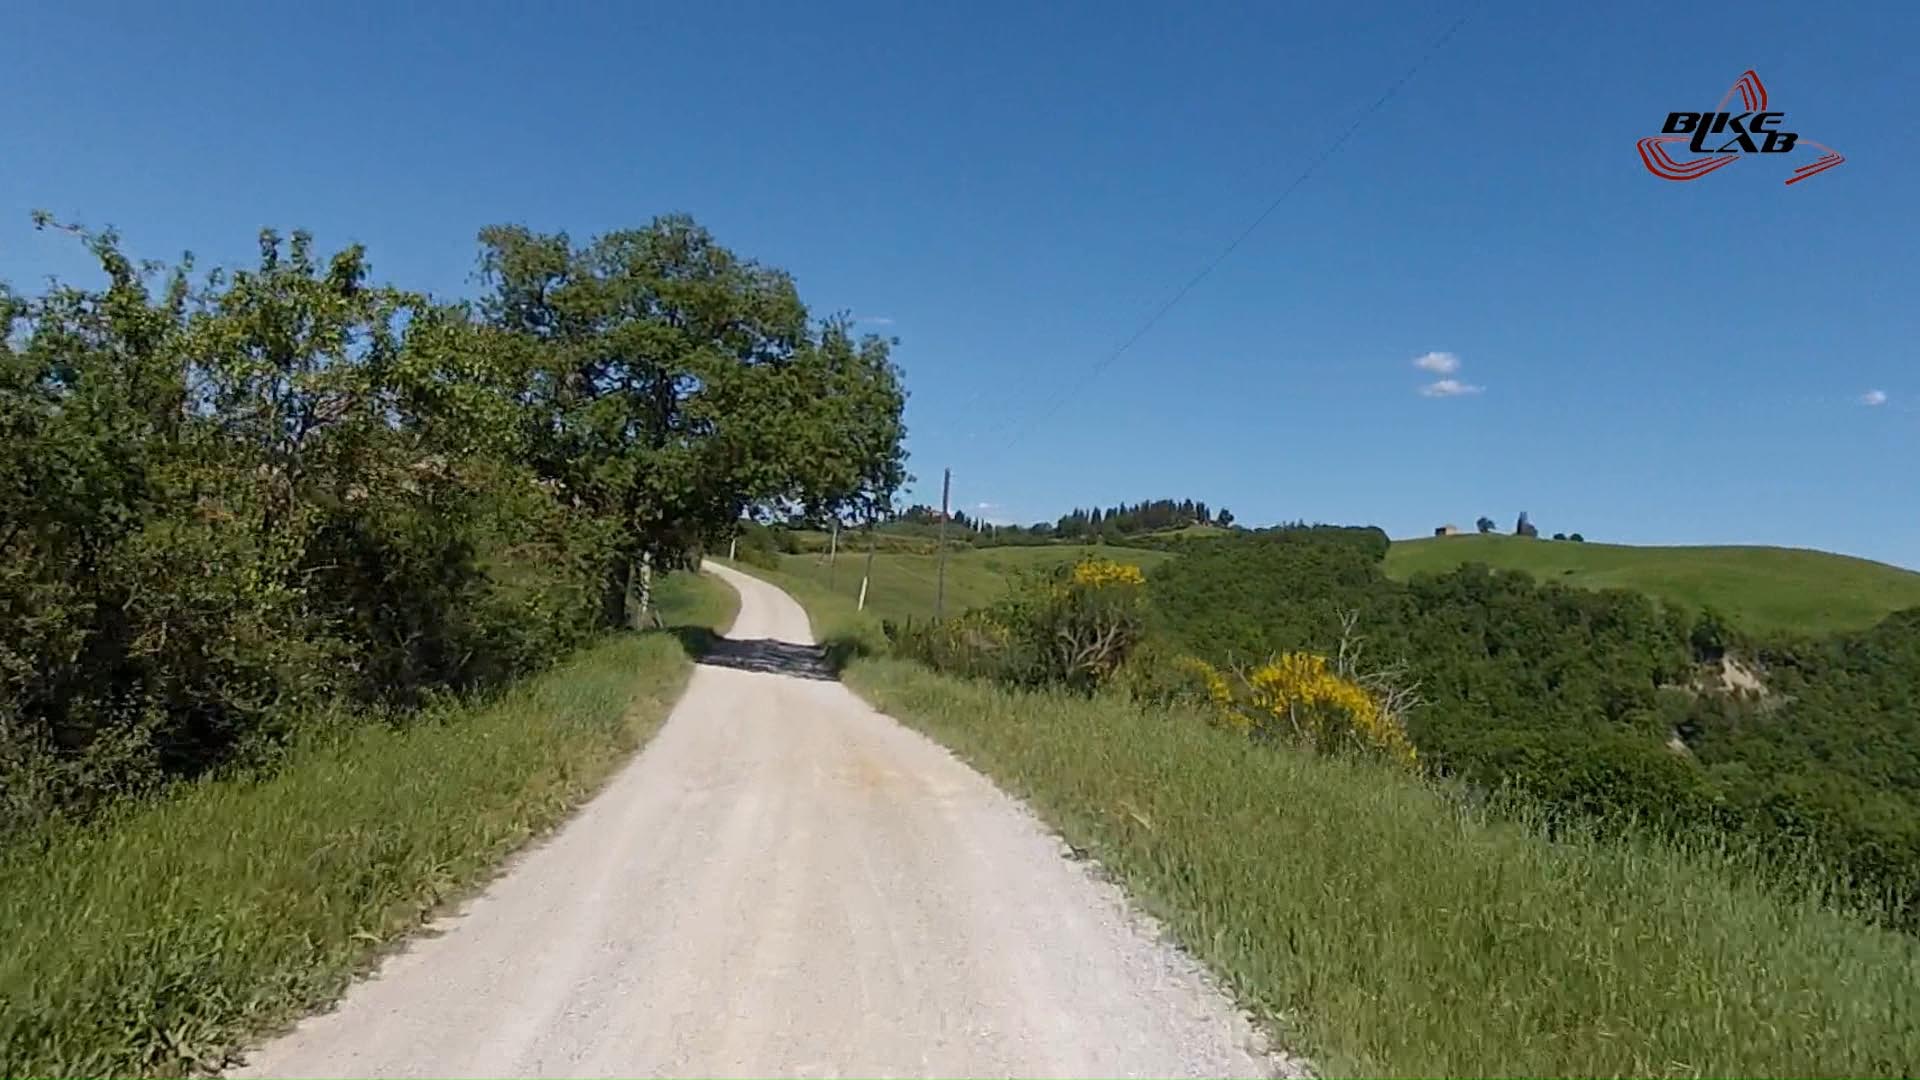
{"left": 1385, "top": 535, "right": 1920, "bottom": 636}
{"left": 0, "top": 571, "right": 736, "bottom": 1077}
{"left": 768, "top": 544, "right": 1170, "bottom": 627}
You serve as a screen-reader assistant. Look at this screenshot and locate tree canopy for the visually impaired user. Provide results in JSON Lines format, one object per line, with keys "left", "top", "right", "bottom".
{"left": 0, "top": 214, "right": 907, "bottom": 831}
{"left": 475, "top": 217, "right": 907, "bottom": 623}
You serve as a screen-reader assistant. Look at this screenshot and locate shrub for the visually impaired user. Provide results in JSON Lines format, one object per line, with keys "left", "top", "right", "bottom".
{"left": 732, "top": 521, "right": 785, "bottom": 571}
{"left": 1108, "top": 638, "right": 1213, "bottom": 707}
{"left": 1689, "top": 606, "right": 1734, "bottom": 660}
{"left": 891, "top": 556, "right": 1149, "bottom": 692}
{"left": 1184, "top": 649, "right": 1419, "bottom": 767}
{"left": 887, "top": 612, "right": 1014, "bottom": 681}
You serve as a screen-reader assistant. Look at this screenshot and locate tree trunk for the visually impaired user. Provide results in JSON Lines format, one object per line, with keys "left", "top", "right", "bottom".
{"left": 602, "top": 556, "right": 631, "bottom": 628}
{"left": 631, "top": 553, "right": 654, "bottom": 629}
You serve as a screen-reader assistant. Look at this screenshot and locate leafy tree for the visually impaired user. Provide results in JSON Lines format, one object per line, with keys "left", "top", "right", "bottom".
{"left": 1570, "top": 533, "right": 1586, "bottom": 542}
{"left": 1476, "top": 516, "right": 1495, "bottom": 534}
{"left": 476, "top": 217, "right": 906, "bottom": 626}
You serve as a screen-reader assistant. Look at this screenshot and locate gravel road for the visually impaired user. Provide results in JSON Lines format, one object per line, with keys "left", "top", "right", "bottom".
{"left": 234, "top": 560, "right": 1282, "bottom": 1078}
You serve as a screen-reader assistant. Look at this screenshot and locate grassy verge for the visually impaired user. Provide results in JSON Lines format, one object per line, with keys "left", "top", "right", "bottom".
{"left": 0, "top": 571, "right": 736, "bottom": 1077}
{"left": 844, "top": 658, "right": 1920, "bottom": 1077}
{"left": 654, "top": 565, "right": 740, "bottom": 635}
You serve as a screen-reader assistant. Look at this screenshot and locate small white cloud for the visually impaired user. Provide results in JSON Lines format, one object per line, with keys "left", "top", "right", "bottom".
{"left": 970, "top": 501, "right": 1014, "bottom": 525}
{"left": 857, "top": 314, "right": 896, "bottom": 326}
{"left": 1419, "top": 378, "right": 1484, "bottom": 398}
{"left": 1861, "top": 389, "right": 1888, "bottom": 406}
{"left": 1413, "top": 351, "right": 1461, "bottom": 375}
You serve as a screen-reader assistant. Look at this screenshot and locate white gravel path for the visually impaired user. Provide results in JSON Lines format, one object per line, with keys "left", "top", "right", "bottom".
{"left": 233, "top": 560, "right": 1287, "bottom": 1078}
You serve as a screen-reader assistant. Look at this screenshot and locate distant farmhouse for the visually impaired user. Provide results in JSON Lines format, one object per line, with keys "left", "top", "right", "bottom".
{"left": 1434, "top": 523, "right": 1462, "bottom": 537}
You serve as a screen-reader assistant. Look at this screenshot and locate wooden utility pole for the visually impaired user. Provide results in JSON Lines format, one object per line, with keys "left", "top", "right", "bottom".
{"left": 935, "top": 467, "right": 951, "bottom": 620}
{"left": 827, "top": 518, "right": 839, "bottom": 588}
{"left": 858, "top": 521, "right": 877, "bottom": 611}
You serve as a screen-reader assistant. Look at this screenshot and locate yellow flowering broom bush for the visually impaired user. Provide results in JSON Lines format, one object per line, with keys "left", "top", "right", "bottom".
{"left": 1069, "top": 558, "right": 1146, "bottom": 589}
{"left": 1183, "top": 649, "right": 1419, "bottom": 768}
{"left": 1032, "top": 558, "right": 1149, "bottom": 689}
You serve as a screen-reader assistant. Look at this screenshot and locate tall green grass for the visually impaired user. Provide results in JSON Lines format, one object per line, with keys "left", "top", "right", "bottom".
{"left": 653, "top": 565, "right": 740, "bottom": 634}
{"left": 0, "top": 571, "right": 735, "bottom": 1077}
{"left": 849, "top": 657, "right": 1920, "bottom": 1077}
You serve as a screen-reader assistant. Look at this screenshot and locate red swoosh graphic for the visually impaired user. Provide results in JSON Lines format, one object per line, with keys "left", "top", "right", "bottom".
{"left": 1637, "top": 136, "right": 1740, "bottom": 181}
{"left": 1643, "top": 70, "right": 1840, "bottom": 185}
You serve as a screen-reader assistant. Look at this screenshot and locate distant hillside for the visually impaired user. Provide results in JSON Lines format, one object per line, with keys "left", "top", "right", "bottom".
{"left": 766, "top": 545, "right": 1171, "bottom": 628}
{"left": 1385, "top": 535, "right": 1920, "bottom": 636}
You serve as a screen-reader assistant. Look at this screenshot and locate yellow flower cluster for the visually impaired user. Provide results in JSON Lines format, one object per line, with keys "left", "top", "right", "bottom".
{"left": 1184, "top": 652, "right": 1417, "bottom": 767}
{"left": 1248, "top": 652, "right": 1378, "bottom": 736}
{"left": 1070, "top": 558, "right": 1146, "bottom": 589}
{"left": 1180, "top": 655, "right": 1236, "bottom": 706}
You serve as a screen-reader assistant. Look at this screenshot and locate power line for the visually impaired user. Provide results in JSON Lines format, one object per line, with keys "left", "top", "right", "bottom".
{"left": 992, "top": 5, "right": 1479, "bottom": 452}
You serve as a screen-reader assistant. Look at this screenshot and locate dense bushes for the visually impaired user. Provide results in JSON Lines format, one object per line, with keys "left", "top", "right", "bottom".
{"left": 0, "top": 227, "right": 575, "bottom": 830}
{"left": 0, "top": 215, "right": 906, "bottom": 836}
{"left": 893, "top": 554, "right": 1421, "bottom": 767}
{"left": 1147, "top": 529, "right": 1920, "bottom": 925}
{"left": 1682, "top": 609, "right": 1920, "bottom": 921}
{"left": 891, "top": 558, "right": 1149, "bottom": 690}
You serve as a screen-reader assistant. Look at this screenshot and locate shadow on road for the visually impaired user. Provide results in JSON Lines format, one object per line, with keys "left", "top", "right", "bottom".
{"left": 676, "top": 629, "right": 837, "bottom": 681}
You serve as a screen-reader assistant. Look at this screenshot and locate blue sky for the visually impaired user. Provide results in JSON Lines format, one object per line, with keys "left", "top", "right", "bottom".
{"left": 4, "top": 2, "right": 1915, "bottom": 566}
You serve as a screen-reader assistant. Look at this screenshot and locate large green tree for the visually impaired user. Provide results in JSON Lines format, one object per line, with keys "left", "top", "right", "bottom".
{"left": 476, "top": 215, "right": 907, "bottom": 626}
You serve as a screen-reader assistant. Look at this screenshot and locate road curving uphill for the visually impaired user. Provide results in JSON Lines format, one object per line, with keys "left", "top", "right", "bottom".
{"left": 235, "top": 560, "right": 1277, "bottom": 1079}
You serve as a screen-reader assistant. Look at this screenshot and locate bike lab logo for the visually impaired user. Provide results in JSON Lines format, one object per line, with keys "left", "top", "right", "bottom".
{"left": 1637, "top": 70, "right": 1844, "bottom": 186}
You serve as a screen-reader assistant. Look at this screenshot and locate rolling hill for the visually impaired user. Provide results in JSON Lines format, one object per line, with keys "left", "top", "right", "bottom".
{"left": 1384, "top": 534, "right": 1920, "bottom": 636}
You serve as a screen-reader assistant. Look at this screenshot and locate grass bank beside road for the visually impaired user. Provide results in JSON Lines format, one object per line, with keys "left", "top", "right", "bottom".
{"left": 847, "top": 658, "right": 1919, "bottom": 1077}
{"left": 0, "top": 570, "right": 735, "bottom": 1078}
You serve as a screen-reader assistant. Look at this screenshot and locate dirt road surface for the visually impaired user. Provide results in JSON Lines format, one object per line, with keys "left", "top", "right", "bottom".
{"left": 234, "top": 561, "right": 1280, "bottom": 1078}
